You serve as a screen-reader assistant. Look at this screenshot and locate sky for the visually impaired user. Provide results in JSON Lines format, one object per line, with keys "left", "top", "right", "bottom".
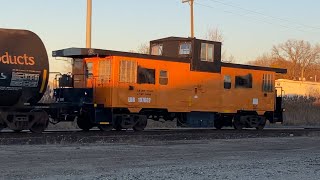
{"left": 1, "top": 0, "right": 320, "bottom": 73}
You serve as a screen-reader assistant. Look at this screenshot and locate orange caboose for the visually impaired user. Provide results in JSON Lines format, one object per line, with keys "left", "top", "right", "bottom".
{"left": 52, "top": 37, "right": 286, "bottom": 131}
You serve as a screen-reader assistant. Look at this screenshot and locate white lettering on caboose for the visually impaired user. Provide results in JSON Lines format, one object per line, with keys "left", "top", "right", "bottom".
{"left": 138, "top": 97, "right": 151, "bottom": 103}
{"left": 128, "top": 97, "right": 136, "bottom": 103}
{"left": 128, "top": 97, "right": 151, "bottom": 103}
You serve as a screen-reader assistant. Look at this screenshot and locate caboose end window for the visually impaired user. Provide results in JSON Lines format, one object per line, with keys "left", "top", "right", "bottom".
{"left": 179, "top": 42, "right": 192, "bottom": 55}
{"left": 200, "top": 43, "right": 214, "bottom": 62}
{"left": 151, "top": 44, "right": 163, "bottom": 56}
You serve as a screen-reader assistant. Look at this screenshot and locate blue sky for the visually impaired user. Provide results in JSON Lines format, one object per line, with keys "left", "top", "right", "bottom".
{"left": 1, "top": 0, "right": 319, "bottom": 72}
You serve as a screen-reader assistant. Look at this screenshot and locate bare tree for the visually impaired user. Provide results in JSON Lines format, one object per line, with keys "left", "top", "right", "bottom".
{"left": 205, "top": 27, "right": 235, "bottom": 63}
{"left": 248, "top": 53, "right": 292, "bottom": 79}
{"left": 130, "top": 42, "right": 150, "bottom": 54}
{"left": 272, "top": 40, "right": 320, "bottom": 80}
{"left": 225, "top": 54, "right": 235, "bottom": 63}
{"left": 205, "top": 27, "right": 224, "bottom": 42}
{"left": 248, "top": 53, "right": 275, "bottom": 67}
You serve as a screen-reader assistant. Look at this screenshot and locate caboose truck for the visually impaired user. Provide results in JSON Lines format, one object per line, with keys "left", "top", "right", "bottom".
{"left": 52, "top": 36, "right": 286, "bottom": 131}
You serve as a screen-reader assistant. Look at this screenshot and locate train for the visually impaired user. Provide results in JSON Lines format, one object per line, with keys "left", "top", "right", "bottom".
{"left": 0, "top": 28, "right": 286, "bottom": 133}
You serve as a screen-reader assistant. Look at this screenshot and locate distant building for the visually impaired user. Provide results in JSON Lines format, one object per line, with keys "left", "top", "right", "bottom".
{"left": 276, "top": 79, "right": 320, "bottom": 97}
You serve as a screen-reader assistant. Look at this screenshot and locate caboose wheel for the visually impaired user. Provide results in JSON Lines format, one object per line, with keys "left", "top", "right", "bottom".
{"left": 113, "top": 115, "right": 123, "bottom": 131}
{"left": 256, "top": 124, "right": 265, "bottom": 130}
{"left": 77, "top": 116, "right": 93, "bottom": 131}
{"left": 29, "top": 110, "right": 49, "bottom": 133}
{"left": 77, "top": 109, "right": 94, "bottom": 131}
{"left": 98, "top": 125, "right": 113, "bottom": 131}
{"left": 233, "top": 114, "right": 243, "bottom": 130}
{"left": 133, "top": 116, "right": 147, "bottom": 132}
{"left": 256, "top": 117, "right": 266, "bottom": 130}
{"left": 114, "top": 126, "right": 123, "bottom": 131}
{"left": 214, "top": 117, "right": 224, "bottom": 130}
{"left": 214, "top": 123, "right": 223, "bottom": 130}
{"left": 233, "top": 122, "right": 243, "bottom": 130}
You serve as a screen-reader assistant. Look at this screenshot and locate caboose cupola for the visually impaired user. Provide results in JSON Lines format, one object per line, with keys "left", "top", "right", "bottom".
{"left": 149, "top": 37, "right": 222, "bottom": 73}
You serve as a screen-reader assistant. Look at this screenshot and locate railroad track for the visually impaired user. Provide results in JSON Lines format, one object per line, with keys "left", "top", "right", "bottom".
{"left": 0, "top": 128, "right": 320, "bottom": 145}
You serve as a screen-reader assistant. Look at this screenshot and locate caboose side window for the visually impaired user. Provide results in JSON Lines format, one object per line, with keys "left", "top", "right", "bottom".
{"left": 262, "top": 74, "right": 273, "bottom": 92}
{"left": 137, "top": 66, "right": 155, "bottom": 84}
{"left": 119, "top": 60, "right": 137, "bottom": 83}
{"left": 235, "top": 74, "right": 252, "bottom": 88}
{"left": 151, "top": 44, "right": 163, "bottom": 56}
{"left": 200, "top": 43, "right": 214, "bottom": 62}
{"left": 224, "top": 75, "right": 231, "bottom": 89}
{"left": 159, "top": 70, "right": 168, "bottom": 85}
{"left": 179, "top": 42, "right": 192, "bottom": 55}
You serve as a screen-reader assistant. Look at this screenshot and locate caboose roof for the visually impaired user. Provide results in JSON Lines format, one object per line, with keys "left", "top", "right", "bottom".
{"left": 52, "top": 47, "right": 286, "bottom": 74}
{"left": 222, "top": 62, "right": 287, "bottom": 74}
{"left": 52, "top": 47, "right": 189, "bottom": 62}
{"left": 150, "top": 36, "right": 222, "bottom": 44}
{"left": 150, "top": 36, "right": 190, "bottom": 41}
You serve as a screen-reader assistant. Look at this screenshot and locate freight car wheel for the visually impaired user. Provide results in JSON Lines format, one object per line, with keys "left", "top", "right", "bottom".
{"left": 98, "top": 125, "right": 113, "bottom": 131}
{"left": 29, "top": 110, "right": 49, "bottom": 133}
{"left": 0, "top": 124, "right": 6, "bottom": 132}
{"left": 30, "top": 118, "right": 49, "bottom": 133}
{"left": 133, "top": 116, "right": 148, "bottom": 132}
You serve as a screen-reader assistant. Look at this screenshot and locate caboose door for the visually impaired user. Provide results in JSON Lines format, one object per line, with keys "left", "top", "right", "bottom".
{"left": 135, "top": 65, "right": 158, "bottom": 108}
{"left": 115, "top": 59, "right": 158, "bottom": 110}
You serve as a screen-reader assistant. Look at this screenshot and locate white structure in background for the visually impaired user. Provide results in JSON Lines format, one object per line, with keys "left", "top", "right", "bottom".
{"left": 276, "top": 79, "right": 320, "bottom": 97}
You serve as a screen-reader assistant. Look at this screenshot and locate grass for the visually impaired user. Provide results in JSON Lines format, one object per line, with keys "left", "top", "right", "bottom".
{"left": 282, "top": 95, "right": 320, "bottom": 126}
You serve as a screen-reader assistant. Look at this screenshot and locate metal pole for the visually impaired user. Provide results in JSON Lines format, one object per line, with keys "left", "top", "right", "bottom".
{"left": 182, "top": 0, "right": 195, "bottom": 38}
{"left": 190, "top": 0, "right": 194, "bottom": 38}
{"left": 86, "top": 0, "right": 92, "bottom": 48}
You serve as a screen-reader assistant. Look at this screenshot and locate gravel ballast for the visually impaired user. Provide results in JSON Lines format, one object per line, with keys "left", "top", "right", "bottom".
{"left": 0, "top": 136, "right": 320, "bottom": 179}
